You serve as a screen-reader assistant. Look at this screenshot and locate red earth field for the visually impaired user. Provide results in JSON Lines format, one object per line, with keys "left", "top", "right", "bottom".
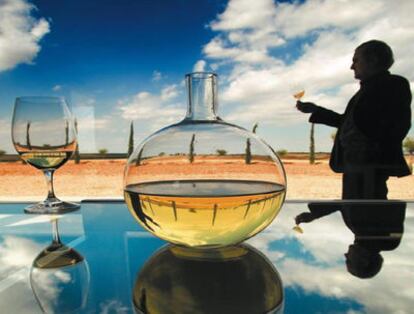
{"left": 0, "top": 156, "right": 413, "bottom": 201}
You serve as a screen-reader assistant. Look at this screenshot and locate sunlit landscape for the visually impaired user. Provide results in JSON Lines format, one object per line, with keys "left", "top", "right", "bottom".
{"left": 1, "top": 153, "right": 413, "bottom": 200}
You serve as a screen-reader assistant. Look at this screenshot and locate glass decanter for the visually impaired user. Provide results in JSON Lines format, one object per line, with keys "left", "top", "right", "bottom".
{"left": 124, "top": 72, "right": 286, "bottom": 248}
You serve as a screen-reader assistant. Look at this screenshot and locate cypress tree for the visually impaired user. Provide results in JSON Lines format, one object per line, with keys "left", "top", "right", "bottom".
{"left": 245, "top": 123, "right": 258, "bottom": 164}
{"left": 252, "top": 122, "right": 259, "bottom": 134}
{"left": 128, "top": 121, "right": 134, "bottom": 158}
{"left": 189, "top": 134, "right": 195, "bottom": 163}
{"left": 310, "top": 123, "right": 315, "bottom": 164}
{"left": 245, "top": 138, "right": 252, "bottom": 164}
{"left": 65, "top": 120, "right": 69, "bottom": 145}
{"left": 74, "top": 119, "right": 80, "bottom": 164}
{"left": 26, "top": 121, "right": 31, "bottom": 149}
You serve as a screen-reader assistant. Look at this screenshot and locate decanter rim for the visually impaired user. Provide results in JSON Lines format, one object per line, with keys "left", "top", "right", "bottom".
{"left": 185, "top": 72, "right": 217, "bottom": 79}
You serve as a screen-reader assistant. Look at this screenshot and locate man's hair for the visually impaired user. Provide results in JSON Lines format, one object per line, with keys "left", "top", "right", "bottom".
{"left": 357, "top": 40, "right": 394, "bottom": 70}
{"left": 346, "top": 243, "right": 384, "bottom": 279}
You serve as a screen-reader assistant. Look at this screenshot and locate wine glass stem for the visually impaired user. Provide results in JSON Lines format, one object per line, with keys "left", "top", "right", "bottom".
{"left": 43, "top": 169, "right": 57, "bottom": 200}
{"left": 51, "top": 218, "right": 61, "bottom": 244}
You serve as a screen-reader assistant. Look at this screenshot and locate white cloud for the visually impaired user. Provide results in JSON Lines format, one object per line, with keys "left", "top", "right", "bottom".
{"left": 0, "top": 0, "right": 50, "bottom": 71}
{"left": 202, "top": 0, "right": 414, "bottom": 134}
{"left": 160, "top": 84, "right": 179, "bottom": 101}
{"left": 52, "top": 85, "right": 62, "bottom": 91}
{"left": 152, "top": 70, "right": 163, "bottom": 82}
{"left": 210, "top": 0, "right": 276, "bottom": 31}
{"left": 1, "top": 118, "right": 19, "bottom": 153}
{"left": 72, "top": 103, "right": 114, "bottom": 153}
{"left": 205, "top": 0, "right": 284, "bottom": 65}
{"left": 0, "top": 118, "right": 11, "bottom": 136}
{"left": 99, "top": 300, "right": 129, "bottom": 314}
{"left": 203, "top": 36, "right": 278, "bottom": 64}
{"left": 76, "top": 116, "right": 111, "bottom": 131}
{"left": 0, "top": 236, "right": 41, "bottom": 269}
{"left": 273, "top": 0, "right": 385, "bottom": 38}
{"left": 118, "top": 84, "right": 185, "bottom": 131}
{"left": 193, "top": 60, "right": 206, "bottom": 72}
{"left": 279, "top": 257, "right": 414, "bottom": 314}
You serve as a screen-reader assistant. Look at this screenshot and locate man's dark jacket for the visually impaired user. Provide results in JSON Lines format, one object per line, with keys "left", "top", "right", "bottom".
{"left": 309, "top": 71, "right": 411, "bottom": 176}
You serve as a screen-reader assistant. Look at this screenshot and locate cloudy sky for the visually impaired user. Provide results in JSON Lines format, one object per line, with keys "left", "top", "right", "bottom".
{"left": 0, "top": 0, "right": 413, "bottom": 154}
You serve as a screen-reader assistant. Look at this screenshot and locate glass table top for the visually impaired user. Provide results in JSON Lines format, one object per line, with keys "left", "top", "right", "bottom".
{"left": 0, "top": 200, "right": 412, "bottom": 314}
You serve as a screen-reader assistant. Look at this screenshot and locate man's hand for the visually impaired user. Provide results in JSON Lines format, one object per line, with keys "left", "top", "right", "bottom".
{"left": 296, "top": 101, "right": 318, "bottom": 113}
{"left": 295, "top": 212, "right": 316, "bottom": 224}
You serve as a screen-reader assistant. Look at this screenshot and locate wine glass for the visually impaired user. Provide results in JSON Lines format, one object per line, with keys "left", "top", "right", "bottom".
{"left": 293, "top": 90, "right": 305, "bottom": 100}
{"left": 291, "top": 84, "right": 305, "bottom": 101}
{"left": 30, "top": 217, "right": 90, "bottom": 313}
{"left": 292, "top": 224, "right": 304, "bottom": 234}
{"left": 12, "top": 96, "right": 80, "bottom": 214}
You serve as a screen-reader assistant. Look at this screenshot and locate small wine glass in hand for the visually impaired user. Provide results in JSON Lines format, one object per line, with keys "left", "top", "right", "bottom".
{"left": 12, "top": 97, "right": 80, "bottom": 214}
{"left": 293, "top": 90, "right": 305, "bottom": 101}
{"left": 290, "top": 82, "right": 305, "bottom": 101}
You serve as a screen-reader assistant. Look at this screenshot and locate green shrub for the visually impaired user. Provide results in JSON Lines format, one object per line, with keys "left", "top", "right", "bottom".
{"left": 276, "top": 149, "right": 287, "bottom": 157}
{"left": 403, "top": 137, "right": 414, "bottom": 154}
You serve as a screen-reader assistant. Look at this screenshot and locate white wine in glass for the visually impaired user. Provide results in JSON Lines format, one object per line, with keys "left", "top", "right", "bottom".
{"left": 12, "top": 96, "right": 80, "bottom": 214}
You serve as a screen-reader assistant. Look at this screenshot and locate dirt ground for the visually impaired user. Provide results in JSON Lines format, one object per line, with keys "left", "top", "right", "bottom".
{"left": 0, "top": 158, "right": 413, "bottom": 201}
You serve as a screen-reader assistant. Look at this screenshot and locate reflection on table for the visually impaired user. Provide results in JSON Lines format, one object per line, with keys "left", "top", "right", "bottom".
{"left": 30, "top": 217, "right": 89, "bottom": 313}
{"left": 295, "top": 201, "right": 405, "bottom": 278}
{"left": 133, "top": 244, "right": 283, "bottom": 314}
{"left": 0, "top": 201, "right": 413, "bottom": 314}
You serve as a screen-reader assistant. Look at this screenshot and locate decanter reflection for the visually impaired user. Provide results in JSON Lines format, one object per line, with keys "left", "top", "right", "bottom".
{"left": 124, "top": 72, "right": 286, "bottom": 248}
{"left": 133, "top": 244, "right": 284, "bottom": 314}
{"left": 30, "top": 217, "right": 89, "bottom": 313}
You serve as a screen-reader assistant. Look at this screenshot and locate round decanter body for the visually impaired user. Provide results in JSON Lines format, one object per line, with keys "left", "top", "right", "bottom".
{"left": 124, "top": 73, "right": 286, "bottom": 248}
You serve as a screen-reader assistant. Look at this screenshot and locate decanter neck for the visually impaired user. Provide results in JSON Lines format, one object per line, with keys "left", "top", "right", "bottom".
{"left": 185, "top": 72, "right": 218, "bottom": 121}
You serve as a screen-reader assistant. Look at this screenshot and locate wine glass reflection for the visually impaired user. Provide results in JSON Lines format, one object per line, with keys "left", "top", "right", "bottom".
{"left": 30, "top": 217, "right": 89, "bottom": 313}
{"left": 133, "top": 244, "right": 284, "bottom": 314}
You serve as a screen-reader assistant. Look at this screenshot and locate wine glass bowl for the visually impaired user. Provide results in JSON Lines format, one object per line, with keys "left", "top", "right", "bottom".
{"left": 12, "top": 97, "right": 80, "bottom": 214}
{"left": 289, "top": 82, "right": 305, "bottom": 101}
{"left": 293, "top": 90, "right": 305, "bottom": 100}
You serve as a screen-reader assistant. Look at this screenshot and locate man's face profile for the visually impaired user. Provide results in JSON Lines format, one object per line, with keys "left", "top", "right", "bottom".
{"left": 350, "top": 48, "right": 379, "bottom": 81}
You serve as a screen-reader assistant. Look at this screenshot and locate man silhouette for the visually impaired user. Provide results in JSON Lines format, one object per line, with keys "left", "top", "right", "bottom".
{"left": 297, "top": 40, "right": 412, "bottom": 199}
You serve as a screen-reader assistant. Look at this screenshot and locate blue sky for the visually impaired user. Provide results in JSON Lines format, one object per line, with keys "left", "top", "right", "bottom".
{"left": 0, "top": 0, "right": 413, "bottom": 154}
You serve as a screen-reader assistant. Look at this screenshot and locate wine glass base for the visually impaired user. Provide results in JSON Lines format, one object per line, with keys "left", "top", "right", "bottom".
{"left": 24, "top": 199, "right": 80, "bottom": 214}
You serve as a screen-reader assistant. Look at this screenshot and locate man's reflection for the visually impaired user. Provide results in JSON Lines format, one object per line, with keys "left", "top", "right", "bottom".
{"left": 295, "top": 201, "right": 405, "bottom": 278}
